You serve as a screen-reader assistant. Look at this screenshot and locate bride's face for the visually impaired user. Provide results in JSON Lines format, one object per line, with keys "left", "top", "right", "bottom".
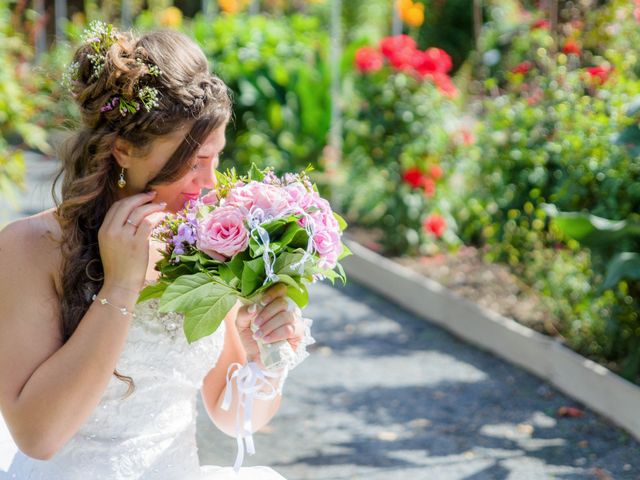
{"left": 115, "top": 125, "right": 226, "bottom": 213}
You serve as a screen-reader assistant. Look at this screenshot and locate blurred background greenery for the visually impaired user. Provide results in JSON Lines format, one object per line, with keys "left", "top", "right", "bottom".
{"left": 2, "top": 0, "right": 640, "bottom": 383}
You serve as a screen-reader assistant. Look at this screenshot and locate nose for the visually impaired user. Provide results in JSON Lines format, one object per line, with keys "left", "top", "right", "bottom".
{"left": 194, "top": 162, "right": 217, "bottom": 191}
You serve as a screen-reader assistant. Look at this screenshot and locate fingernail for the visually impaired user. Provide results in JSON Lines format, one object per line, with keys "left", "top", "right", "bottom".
{"left": 159, "top": 202, "right": 167, "bottom": 207}
{"left": 259, "top": 298, "right": 269, "bottom": 307}
{"left": 253, "top": 330, "right": 263, "bottom": 339}
{"left": 248, "top": 304, "right": 257, "bottom": 314}
{"left": 148, "top": 191, "right": 157, "bottom": 196}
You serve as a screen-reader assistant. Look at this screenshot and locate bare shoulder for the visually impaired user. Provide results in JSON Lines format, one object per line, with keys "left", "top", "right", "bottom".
{"left": 0, "top": 208, "right": 63, "bottom": 294}
{"left": 0, "top": 209, "right": 63, "bottom": 410}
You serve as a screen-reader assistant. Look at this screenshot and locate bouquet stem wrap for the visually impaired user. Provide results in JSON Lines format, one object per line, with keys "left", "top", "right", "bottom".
{"left": 238, "top": 293, "right": 298, "bottom": 371}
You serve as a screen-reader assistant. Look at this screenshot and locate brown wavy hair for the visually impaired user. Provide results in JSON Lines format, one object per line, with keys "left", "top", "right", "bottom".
{"left": 52, "top": 28, "right": 232, "bottom": 397}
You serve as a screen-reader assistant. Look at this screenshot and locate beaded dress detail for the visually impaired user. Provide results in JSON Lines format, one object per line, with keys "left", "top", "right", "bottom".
{"left": 2, "top": 298, "right": 286, "bottom": 480}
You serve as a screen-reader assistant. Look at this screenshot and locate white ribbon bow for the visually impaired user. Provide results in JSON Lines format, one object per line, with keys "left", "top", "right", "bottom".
{"left": 220, "top": 361, "right": 287, "bottom": 473}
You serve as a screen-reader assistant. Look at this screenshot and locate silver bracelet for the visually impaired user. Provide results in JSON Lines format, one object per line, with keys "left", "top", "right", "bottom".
{"left": 91, "top": 294, "right": 136, "bottom": 318}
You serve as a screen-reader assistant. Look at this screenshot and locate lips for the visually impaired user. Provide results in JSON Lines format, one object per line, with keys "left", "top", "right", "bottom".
{"left": 181, "top": 192, "right": 200, "bottom": 200}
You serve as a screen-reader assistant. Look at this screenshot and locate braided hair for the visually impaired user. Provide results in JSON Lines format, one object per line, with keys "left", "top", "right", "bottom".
{"left": 53, "top": 28, "right": 232, "bottom": 397}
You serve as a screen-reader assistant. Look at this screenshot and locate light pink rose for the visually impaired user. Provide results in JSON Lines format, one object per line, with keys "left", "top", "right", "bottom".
{"left": 226, "top": 181, "right": 291, "bottom": 217}
{"left": 313, "top": 229, "right": 341, "bottom": 269}
{"left": 285, "top": 183, "right": 316, "bottom": 212}
{"left": 196, "top": 206, "right": 249, "bottom": 261}
{"left": 299, "top": 208, "right": 339, "bottom": 234}
{"left": 201, "top": 190, "right": 219, "bottom": 205}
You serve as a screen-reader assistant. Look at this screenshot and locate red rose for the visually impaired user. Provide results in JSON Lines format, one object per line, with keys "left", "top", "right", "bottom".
{"left": 511, "top": 61, "right": 532, "bottom": 75}
{"left": 413, "top": 48, "right": 453, "bottom": 76}
{"left": 562, "top": 40, "right": 581, "bottom": 56}
{"left": 423, "top": 213, "right": 446, "bottom": 238}
{"left": 428, "top": 164, "right": 443, "bottom": 180}
{"left": 532, "top": 19, "right": 550, "bottom": 30}
{"left": 635, "top": 7, "right": 640, "bottom": 24}
{"left": 380, "top": 35, "right": 418, "bottom": 70}
{"left": 430, "top": 72, "right": 457, "bottom": 98}
{"left": 422, "top": 177, "right": 436, "bottom": 197}
{"left": 585, "top": 66, "right": 611, "bottom": 85}
{"left": 402, "top": 167, "right": 426, "bottom": 188}
{"left": 355, "top": 46, "right": 384, "bottom": 73}
{"left": 380, "top": 34, "right": 417, "bottom": 58}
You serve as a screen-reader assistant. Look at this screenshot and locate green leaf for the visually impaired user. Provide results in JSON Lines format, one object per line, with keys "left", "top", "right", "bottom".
{"left": 274, "top": 251, "right": 308, "bottom": 276}
{"left": 273, "top": 273, "right": 303, "bottom": 292}
{"left": 602, "top": 253, "right": 640, "bottom": 290}
{"left": 183, "top": 291, "right": 238, "bottom": 343}
{"left": 159, "top": 273, "right": 234, "bottom": 313}
{"left": 241, "top": 257, "right": 266, "bottom": 296}
{"left": 137, "top": 280, "right": 169, "bottom": 303}
{"left": 228, "top": 251, "right": 248, "bottom": 279}
{"left": 335, "top": 261, "right": 348, "bottom": 285}
{"left": 285, "top": 281, "right": 309, "bottom": 309}
{"left": 218, "top": 264, "right": 236, "bottom": 285}
{"left": 337, "top": 242, "right": 352, "bottom": 261}
{"left": 333, "top": 212, "right": 348, "bottom": 232}
{"left": 279, "top": 221, "right": 305, "bottom": 248}
{"left": 544, "top": 204, "right": 640, "bottom": 247}
{"left": 248, "top": 162, "right": 266, "bottom": 182}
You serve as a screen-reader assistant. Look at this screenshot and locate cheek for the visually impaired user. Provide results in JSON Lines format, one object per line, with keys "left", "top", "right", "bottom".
{"left": 152, "top": 184, "right": 188, "bottom": 213}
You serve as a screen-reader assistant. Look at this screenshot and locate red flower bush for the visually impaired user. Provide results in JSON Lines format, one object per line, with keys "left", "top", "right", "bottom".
{"left": 356, "top": 35, "right": 456, "bottom": 97}
{"left": 512, "top": 61, "right": 532, "bottom": 75}
{"left": 428, "top": 164, "right": 443, "bottom": 180}
{"left": 355, "top": 46, "right": 384, "bottom": 73}
{"left": 532, "top": 19, "right": 550, "bottom": 30}
{"left": 585, "top": 66, "right": 612, "bottom": 85}
{"left": 423, "top": 213, "right": 446, "bottom": 238}
{"left": 562, "top": 40, "right": 581, "bottom": 56}
{"left": 402, "top": 167, "right": 426, "bottom": 188}
{"left": 402, "top": 164, "right": 444, "bottom": 197}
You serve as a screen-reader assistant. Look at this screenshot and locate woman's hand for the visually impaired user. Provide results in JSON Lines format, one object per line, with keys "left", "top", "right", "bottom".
{"left": 236, "top": 283, "right": 306, "bottom": 366}
{"left": 98, "top": 191, "right": 167, "bottom": 294}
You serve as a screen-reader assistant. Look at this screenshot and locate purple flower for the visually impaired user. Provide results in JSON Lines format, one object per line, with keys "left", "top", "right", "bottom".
{"left": 175, "top": 222, "right": 196, "bottom": 246}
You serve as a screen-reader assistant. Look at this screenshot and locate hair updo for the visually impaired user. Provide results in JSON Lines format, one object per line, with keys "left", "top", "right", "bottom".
{"left": 53, "top": 28, "right": 233, "bottom": 397}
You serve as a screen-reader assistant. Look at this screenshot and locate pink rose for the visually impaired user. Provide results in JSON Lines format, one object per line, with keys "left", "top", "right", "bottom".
{"left": 313, "top": 229, "right": 341, "bottom": 269}
{"left": 285, "top": 183, "right": 316, "bottom": 212}
{"left": 305, "top": 197, "right": 340, "bottom": 232}
{"left": 201, "top": 190, "right": 219, "bottom": 205}
{"left": 225, "top": 181, "right": 291, "bottom": 217}
{"left": 196, "top": 206, "right": 249, "bottom": 261}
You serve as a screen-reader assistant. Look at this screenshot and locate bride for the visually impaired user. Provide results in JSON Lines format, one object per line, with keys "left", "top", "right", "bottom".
{"left": 0, "top": 25, "right": 311, "bottom": 479}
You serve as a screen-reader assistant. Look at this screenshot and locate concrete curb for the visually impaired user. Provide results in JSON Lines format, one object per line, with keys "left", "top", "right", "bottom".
{"left": 341, "top": 238, "right": 640, "bottom": 442}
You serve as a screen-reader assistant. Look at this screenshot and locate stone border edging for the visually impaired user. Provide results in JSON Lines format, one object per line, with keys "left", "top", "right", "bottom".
{"left": 340, "top": 238, "right": 640, "bottom": 442}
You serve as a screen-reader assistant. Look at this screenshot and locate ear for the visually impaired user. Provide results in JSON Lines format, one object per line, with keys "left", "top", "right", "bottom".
{"left": 112, "top": 137, "right": 134, "bottom": 168}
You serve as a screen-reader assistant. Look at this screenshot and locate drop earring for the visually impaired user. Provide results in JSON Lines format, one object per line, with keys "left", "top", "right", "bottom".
{"left": 118, "top": 167, "right": 126, "bottom": 189}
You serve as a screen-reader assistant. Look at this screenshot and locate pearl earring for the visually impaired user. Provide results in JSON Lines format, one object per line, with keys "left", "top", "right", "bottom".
{"left": 118, "top": 167, "right": 126, "bottom": 189}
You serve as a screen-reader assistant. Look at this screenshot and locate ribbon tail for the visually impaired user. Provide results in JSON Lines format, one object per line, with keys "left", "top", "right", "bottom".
{"left": 232, "top": 434, "right": 245, "bottom": 474}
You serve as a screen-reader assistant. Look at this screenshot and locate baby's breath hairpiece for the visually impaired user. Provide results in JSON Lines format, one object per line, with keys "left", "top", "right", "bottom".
{"left": 63, "top": 20, "right": 163, "bottom": 117}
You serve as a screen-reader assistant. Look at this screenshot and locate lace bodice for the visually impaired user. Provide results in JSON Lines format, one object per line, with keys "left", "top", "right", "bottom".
{"left": 5, "top": 298, "right": 227, "bottom": 480}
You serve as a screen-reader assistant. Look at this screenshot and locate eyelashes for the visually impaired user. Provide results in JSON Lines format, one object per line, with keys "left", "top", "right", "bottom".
{"left": 190, "top": 151, "right": 223, "bottom": 171}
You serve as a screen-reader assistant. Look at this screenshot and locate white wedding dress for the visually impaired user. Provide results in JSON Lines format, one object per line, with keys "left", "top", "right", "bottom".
{"left": 0, "top": 298, "right": 287, "bottom": 479}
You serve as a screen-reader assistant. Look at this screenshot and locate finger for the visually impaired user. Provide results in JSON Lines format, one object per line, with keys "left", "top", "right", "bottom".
{"left": 106, "top": 191, "right": 158, "bottom": 229}
{"left": 134, "top": 211, "right": 169, "bottom": 239}
{"left": 253, "top": 297, "right": 288, "bottom": 328}
{"left": 259, "top": 317, "right": 298, "bottom": 344}
{"left": 260, "top": 283, "right": 288, "bottom": 305}
{"left": 237, "top": 303, "right": 260, "bottom": 329}
{"left": 254, "top": 310, "right": 291, "bottom": 338}
{"left": 126, "top": 201, "right": 167, "bottom": 227}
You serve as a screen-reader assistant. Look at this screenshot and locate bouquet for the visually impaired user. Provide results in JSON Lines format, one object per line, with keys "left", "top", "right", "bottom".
{"left": 138, "top": 163, "right": 351, "bottom": 370}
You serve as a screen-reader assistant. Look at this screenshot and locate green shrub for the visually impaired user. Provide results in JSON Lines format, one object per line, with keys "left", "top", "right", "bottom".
{"left": 0, "top": 0, "right": 51, "bottom": 204}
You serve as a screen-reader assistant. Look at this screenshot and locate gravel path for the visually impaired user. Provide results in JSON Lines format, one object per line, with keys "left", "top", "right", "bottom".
{"left": 5, "top": 153, "right": 640, "bottom": 479}
{"left": 197, "top": 280, "right": 640, "bottom": 479}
